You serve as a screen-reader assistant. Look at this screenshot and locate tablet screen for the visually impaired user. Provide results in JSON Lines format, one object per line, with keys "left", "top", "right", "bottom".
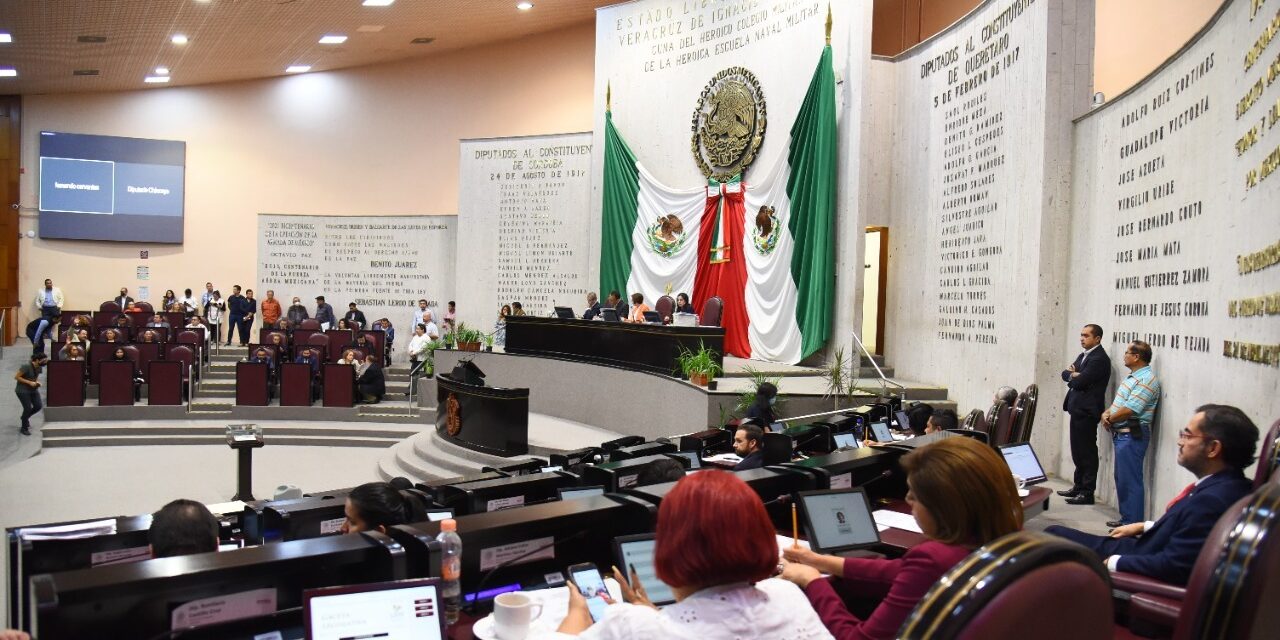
{"left": 799, "top": 489, "right": 880, "bottom": 552}
{"left": 558, "top": 486, "right": 605, "bottom": 500}
{"left": 668, "top": 451, "right": 702, "bottom": 469}
{"left": 1000, "top": 443, "right": 1047, "bottom": 484}
{"left": 614, "top": 536, "right": 676, "bottom": 606}
{"left": 833, "top": 432, "right": 859, "bottom": 449}
{"left": 307, "top": 580, "right": 444, "bottom": 640}
{"left": 895, "top": 410, "right": 911, "bottom": 431}
{"left": 870, "top": 421, "right": 893, "bottom": 442}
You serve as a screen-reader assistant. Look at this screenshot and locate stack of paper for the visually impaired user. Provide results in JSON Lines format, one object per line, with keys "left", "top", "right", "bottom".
{"left": 872, "top": 510, "right": 924, "bottom": 534}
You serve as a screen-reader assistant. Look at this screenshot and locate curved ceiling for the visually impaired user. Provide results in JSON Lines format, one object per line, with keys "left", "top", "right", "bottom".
{"left": 0, "top": 0, "right": 611, "bottom": 95}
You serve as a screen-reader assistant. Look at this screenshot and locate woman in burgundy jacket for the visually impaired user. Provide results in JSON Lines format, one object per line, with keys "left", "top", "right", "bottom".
{"left": 779, "top": 438, "right": 1023, "bottom": 640}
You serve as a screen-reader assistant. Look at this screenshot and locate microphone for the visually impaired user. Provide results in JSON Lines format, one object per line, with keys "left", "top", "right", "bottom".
{"left": 464, "top": 528, "right": 591, "bottom": 614}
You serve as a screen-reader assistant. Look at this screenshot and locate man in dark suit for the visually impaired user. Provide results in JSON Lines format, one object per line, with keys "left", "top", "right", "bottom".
{"left": 344, "top": 302, "right": 367, "bottom": 328}
{"left": 606, "top": 290, "right": 628, "bottom": 320}
{"left": 1059, "top": 324, "right": 1112, "bottom": 505}
{"left": 114, "top": 287, "right": 135, "bottom": 310}
{"left": 732, "top": 423, "right": 766, "bottom": 471}
{"left": 581, "top": 292, "right": 602, "bottom": 320}
{"left": 1046, "top": 404, "right": 1258, "bottom": 586}
{"left": 225, "top": 286, "right": 247, "bottom": 346}
{"left": 356, "top": 355, "right": 385, "bottom": 403}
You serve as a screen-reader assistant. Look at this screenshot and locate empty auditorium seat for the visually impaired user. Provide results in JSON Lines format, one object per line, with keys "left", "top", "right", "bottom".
{"left": 898, "top": 532, "right": 1113, "bottom": 639}
{"left": 655, "top": 295, "right": 675, "bottom": 322}
{"left": 701, "top": 296, "right": 723, "bottom": 327}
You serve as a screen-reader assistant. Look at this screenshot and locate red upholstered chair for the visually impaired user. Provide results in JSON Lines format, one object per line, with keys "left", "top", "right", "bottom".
{"left": 98, "top": 301, "right": 121, "bottom": 314}
{"left": 165, "top": 344, "right": 194, "bottom": 398}
{"left": 898, "top": 532, "right": 1113, "bottom": 639}
{"left": 1119, "top": 482, "right": 1280, "bottom": 639}
{"left": 962, "top": 408, "right": 987, "bottom": 433}
{"left": 134, "top": 301, "right": 154, "bottom": 313}
{"left": 298, "top": 318, "right": 321, "bottom": 330}
{"left": 700, "top": 296, "right": 723, "bottom": 327}
{"left": 654, "top": 295, "right": 675, "bottom": 323}
{"left": 1254, "top": 418, "right": 1280, "bottom": 489}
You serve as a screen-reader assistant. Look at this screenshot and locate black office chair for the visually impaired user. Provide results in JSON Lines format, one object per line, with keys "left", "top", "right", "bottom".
{"left": 761, "top": 432, "right": 793, "bottom": 466}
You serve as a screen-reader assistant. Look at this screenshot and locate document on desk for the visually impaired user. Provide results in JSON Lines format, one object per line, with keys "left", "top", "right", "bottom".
{"left": 704, "top": 453, "right": 742, "bottom": 464}
{"left": 872, "top": 509, "right": 924, "bottom": 534}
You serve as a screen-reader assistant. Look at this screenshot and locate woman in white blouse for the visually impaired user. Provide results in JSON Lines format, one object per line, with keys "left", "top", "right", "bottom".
{"left": 548, "top": 470, "right": 833, "bottom": 640}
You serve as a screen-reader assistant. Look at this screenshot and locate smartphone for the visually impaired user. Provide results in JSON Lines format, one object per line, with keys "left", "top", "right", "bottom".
{"left": 567, "top": 562, "right": 610, "bottom": 622}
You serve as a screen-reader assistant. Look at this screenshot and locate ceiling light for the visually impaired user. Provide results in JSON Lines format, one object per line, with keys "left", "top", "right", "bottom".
{"left": 171, "top": 34, "right": 189, "bottom": 45}
{"left": 318, "top": 34, "right": 348, "bottom": 44}
{"left": 144, "top": 76, "right": 170, "bottom": 83}
{"left": 0, "top": 34, "right": 12, "bottom": 44}
{"left": 356, "top": 25, "right": 385, "bottom": 33}
{"left": 517, "top": 2, "right": 534, "bottom": 9}
{"left": 73, "top": 69, "right": 100, "bottom": 76}
{"left": 363, "top": 0, "right": 396, "bottom": 6}
{"left": 411, "top": 37, "right": 435, "bottom": 44}
{"left": 0, "top": 69, "right": 16, "bottom": 78}
{"left": 286, "top": 65, "right": 312, "bottom": 73}
{"left": 155, "top": 66, "right": 170, "bottom": 75}
{"left": 77, "top": 35, "right": 108, "bottom": 43}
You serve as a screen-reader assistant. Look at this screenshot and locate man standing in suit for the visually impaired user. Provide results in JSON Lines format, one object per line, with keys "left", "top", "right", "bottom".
{"left": 225, "top": 286, "right": 246, "bottom": 346}
{"left": 114, "top": 287, "right": 135, "bottom": 310}
{"left": 1059, "top": 324, "right": 1112, "bottom": 505}
{"left": 1046, "top": 404, "right": 1256, "bottom": 585}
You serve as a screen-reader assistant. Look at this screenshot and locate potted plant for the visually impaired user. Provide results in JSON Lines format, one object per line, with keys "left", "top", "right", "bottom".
{"left": 423, "top": 339, "right": 442, "bottom": 377}
{"left": 442, "top": 331, "right": 455, "bottom": 350}
{"left": 455, "top": 323, "right": 484, "bottom": 352}
{"left": 483, "top": 332, "right": 495, "bottom": 352}
{"left": 676, "top": 341, "right": 723, "bottom": 387}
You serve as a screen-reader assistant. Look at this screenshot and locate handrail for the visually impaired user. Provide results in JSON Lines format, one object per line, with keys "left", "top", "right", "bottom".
{"left": 0, "top": 306, "right": 7, "bottom": 358}
{"left": 849, "top": 330, "right": 906, "bottom": 403}
{"left": 407, "top": 360, "right": 428, "bottom": 408}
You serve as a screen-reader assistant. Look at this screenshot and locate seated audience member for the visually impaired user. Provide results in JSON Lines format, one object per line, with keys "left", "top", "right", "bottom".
{"left": 906, "top": 403, "right": 934, "bottom": 436}
{"left": 294, "top": 348, "right": 322, "bottom": 400}
{"left": 994, "top": 385, "right": 1018, "bottom": 407}
{"left": 638, "top": 457, "right": 688, "bottom": 486}
{"left": 339, "top": 349, "right": 359, "bottom": 367}
{"left": 249, "top": 348, "right": 276, "bottom": 399}
{"left": 268, "top": 331, "right": 288, "bottom": 353}
{"left": 745, "top": 382, "right": 779, "bottom": 427}
{"left": 353, "top": 332, "right": 374, "bottom": 354}
{"left": 113, "top": 314, "right": 133, "bottom": 330}
{"left": 732, "top": 423, "right": 766, "bottom": 471}
{"left": 1046, "top": 404, "right": 1257, "bottom": 585}
{"left": 184, "top": 315, "right": 206, "bottom": 338}
{"left": 101, "top": 328, "right": 123, "bottom": 343}
{"left": 554, "top": 470, "right": 833, "bottom": 638}
{"left": 626, "top": 292, "right": 652, "bottom": 323}
{"left": 336, "top": 318, "right": 352, "bottom": 331}
{"left": 357, "top": 355, "right": 385, "bottom": 404}
{"left": 607, "top": 290, "right": 629, "bottom": 319}
{"left": 675, "top": 292, "right": 695, "bottom": 315}
{"left": 582, "top": 292, "right": 602, "bottom": 320}
{"left": 71, "top": 314, "right": 93, "bottom": 332}
{"left": 59, "top": 342, "right": 85, "bottom": 362}
{"left": 924, "top": 408, "right": 958, "bottom": 435}
{"left": 779, "top": 437, "right": 1022, "bottom": 639}
{"left": 139, "top": 329, "right": 161, "bottom": 344}
{"left": 340, "top": 482, "right": 410, "bottom": 534}
{"left": 277, "top": 317, "right": 293, "bottom": 333}
{"left": 149, "top": 499, "right": 219, "bottom": 558}
{"left": 110, "top": 347, "right": 144, "bottom": 401}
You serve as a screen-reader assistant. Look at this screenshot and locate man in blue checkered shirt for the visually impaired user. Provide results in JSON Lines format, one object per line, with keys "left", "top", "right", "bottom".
{"left": 1102, "top": 340, "right": 1161, "bottom": 527}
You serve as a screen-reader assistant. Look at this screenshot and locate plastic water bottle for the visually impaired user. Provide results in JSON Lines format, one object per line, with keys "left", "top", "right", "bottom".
{"left": 437, "top": 518, "right": 462, "bottom": 624}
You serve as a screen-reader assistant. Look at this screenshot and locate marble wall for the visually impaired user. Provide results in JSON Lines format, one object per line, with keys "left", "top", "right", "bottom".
{"left": 1067, "top": 0, "right": 1280, "bottom": 510}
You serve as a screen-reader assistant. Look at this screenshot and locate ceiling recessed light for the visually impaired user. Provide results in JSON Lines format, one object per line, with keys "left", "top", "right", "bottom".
{"left": 73, "top": 69, "right": 100, "bottom": 76}
{"left": 0, "top": 69, "right": 16, "bottom": 78}
{"left": 318, "top": 34, "right": 348, "bottom": 44}
{"left": 0, "top": 33, "right": 12, "bottom": 44}
{"left": 171, "top": 34, "right": 189, "bottom": 45}
{"left": 144, "top": 75, "right": 170, "bottom": 83}
{"left": 363, "top": 0, "right": 396, "bottom": 6}
{"left": 356, "top": 25, "right": 385, "bottom": 33}
{"left": 286, "top": 65, "right": 312, "bottom": 73}
{"left": 155, "top": 66, "right": 170, "bottom": 75}
{"left": 411, "top": 37, "right": 435, "bottom": 44}
{"left": 77, "top": 35, "right": 108, "bottom": 43}
{"left": 517, "top": 2, "right": 534, "bottom": 10}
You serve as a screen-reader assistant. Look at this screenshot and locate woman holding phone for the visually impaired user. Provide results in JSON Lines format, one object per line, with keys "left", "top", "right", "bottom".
{"left": 777, "top": 437, "right": 1022, "bottom": 639}
{"left": 551, "top": 470, "right": 832, "bottom": 639}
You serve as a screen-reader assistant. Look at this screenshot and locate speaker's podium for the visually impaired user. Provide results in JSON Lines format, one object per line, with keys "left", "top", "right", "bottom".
{"left": 227, "top": 424, "right": 264, "bottom": 501}
{"left": 436, "top": 360, "right": 530, "bottom": 457}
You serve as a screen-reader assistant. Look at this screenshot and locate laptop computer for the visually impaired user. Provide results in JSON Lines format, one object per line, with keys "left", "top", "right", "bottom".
{"left": 612, "top": 533, "right": 677, "bottom": 606}
{"left": 304, "top": 577, "right": 445, "bottom": 640}
{"left": 642, "top": 310, "right": 662, "bottom": 323}
{"left": 558, "top": 485, "right": 606, "bottom": 500}
{"left": 999, "top": 442, "right": 1048, "bottom": 485}
{"left": 796, "top": 488, "right": 881, "bottom": 553}
{"left": 832, "top": 431, "right": 861, "bottom": 450}
{"left": 600, "top": 308, "right": 620, "bottom": 322}
{"left": 554, "top": 306, "right": 575, "bottom": 319}
{"left": 666, "top": 450, "right": 703, "bottom": 471}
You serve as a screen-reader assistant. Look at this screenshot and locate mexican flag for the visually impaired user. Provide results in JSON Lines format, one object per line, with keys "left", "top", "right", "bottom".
{"left": 599, "top": 46, "right": 837, "bottom": 363}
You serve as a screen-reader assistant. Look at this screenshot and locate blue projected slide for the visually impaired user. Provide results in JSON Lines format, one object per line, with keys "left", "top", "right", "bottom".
{"left": 38, "top": 131, "right": 186, "bottom": 243}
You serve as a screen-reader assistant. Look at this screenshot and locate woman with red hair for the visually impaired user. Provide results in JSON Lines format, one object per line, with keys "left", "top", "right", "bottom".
{"left": 553, "top": 470, "right": 832, "bottom": 638}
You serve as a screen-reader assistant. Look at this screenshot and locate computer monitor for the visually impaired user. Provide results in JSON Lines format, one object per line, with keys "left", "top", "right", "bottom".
{"left": 832, "top": 432, "right": 860, "bottom": 450}
{"left": 305, "top": 577, "right": 446, "bottom": 640}
{"left": 868, "top": 420, "right": 894, "bottom": 442}
{"left": 554, "top": 306, "right": 575, "bottom": 319}
{"left": 558, "top": 486, "right": 606, "bottom": 500}
{"left": 612, "top": 534, "right": 676, "bottom": 606}
{"left": 600, "top": 308, "right": 620, "bottom": 322}
{"left": 642, "top": 310, "right": 662, "bottom": 323}
{"left": 666, "top": 451, "right": 702, "bottom": 470}
{"left": 999, "top": 442, "right": 1048, "bottom": 485}
{"left": 797, "top": 488, "right": 881, "bottom": 553}
{"left": 437, "top": 472, "right": 576, "bottom": 515}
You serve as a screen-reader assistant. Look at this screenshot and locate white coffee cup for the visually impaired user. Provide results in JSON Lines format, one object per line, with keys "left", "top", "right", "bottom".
{"left": 493, "top": 591, "right": 543, "bottom": 640}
